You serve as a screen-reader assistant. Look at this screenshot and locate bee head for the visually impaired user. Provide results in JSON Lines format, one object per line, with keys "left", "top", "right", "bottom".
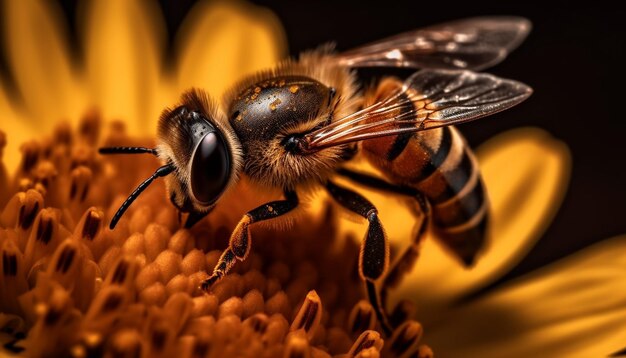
{"left": 99, "top": 89, "right": 242, "bottom": 230}
{"left": 157, "top": 89, "right": 243, "bottom": 213}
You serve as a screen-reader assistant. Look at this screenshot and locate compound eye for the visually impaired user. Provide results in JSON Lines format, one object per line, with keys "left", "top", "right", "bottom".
{"left": 190, "top": 132, "right": 231, "bottom": 205}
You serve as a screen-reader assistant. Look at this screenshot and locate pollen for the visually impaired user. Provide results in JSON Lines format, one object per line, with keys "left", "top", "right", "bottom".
{"left": 289, "top": 85, "right": 300, "bottom": 94}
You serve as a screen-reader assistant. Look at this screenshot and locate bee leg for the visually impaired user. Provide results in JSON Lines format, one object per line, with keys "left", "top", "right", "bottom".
{"left": 201, "top": 190, "right": 299, "bottom": 291}
{"left": 381, "top": 193, "right": 431, "bottom": 311}
{"left": 336, "top": 169, "right": 432, "bottom": 323}
{"left": 336, "top": 168, "right": 417, "bottom": 196}
{"left": 326, "top": 180, "right": 393, "bottom": 336}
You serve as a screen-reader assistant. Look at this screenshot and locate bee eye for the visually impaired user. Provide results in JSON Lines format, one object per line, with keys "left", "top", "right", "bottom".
{"left": 190, "top": 132, "right": 231, "bottom": 205}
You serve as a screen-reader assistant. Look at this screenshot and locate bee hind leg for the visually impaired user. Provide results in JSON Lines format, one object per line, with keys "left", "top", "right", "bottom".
{"left": 200, "top": 190, "right": 299, "bottom": 291}
{"left": 381, "top": 192, "right": 431, "bottom": 324}
{"left": 384, "top": 193, "right": 430, "bottom": 290}
{"left": 326, "top": 180, "right": 393, "bottom": 336}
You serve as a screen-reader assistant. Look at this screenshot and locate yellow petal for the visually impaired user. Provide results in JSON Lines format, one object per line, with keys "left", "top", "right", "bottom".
{"left": 0, "top": 83, "right": 36, "bottom": 175}
{"left": 424, "top": 235, "right": 626, "bottom": 358}
{"left": 175, "top": 0, "right": 286, "bottom": 98}
{"left": 79, "top": 0, "right": 168, "bottom": 136}
{"left": 0, "top": 0, "right": 83, "bottom": 130}
{"left": 391, "top": 128, "right": 571, "bottom": 315}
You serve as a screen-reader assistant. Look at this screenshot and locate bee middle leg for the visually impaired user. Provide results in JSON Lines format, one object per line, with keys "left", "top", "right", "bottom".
{"left": 336, "top": 168, "right": 431, "bottom": 324}
{"left": 200, "top": 190, "right": 299, "bottom": 291}
{"left": 326, "top": 180, "right": 393, "bottom": 335}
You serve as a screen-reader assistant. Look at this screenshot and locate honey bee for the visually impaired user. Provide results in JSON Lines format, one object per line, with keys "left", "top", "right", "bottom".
{"left": 100, "top": 17, "right": 532, "bottom": 334}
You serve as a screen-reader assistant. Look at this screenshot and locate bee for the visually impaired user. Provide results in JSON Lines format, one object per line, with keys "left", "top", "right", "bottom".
{"left": 99, "top": 17, "right": 532, "bottom": 334}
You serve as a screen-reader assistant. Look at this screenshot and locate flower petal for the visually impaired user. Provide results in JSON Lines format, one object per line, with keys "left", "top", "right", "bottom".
{"left": 0, "top": 83, "right": 36, "bottom": 175}
{"left": 175, "top": 0, "right": 286, "bottom": 98}
{"left": 80, "top": 0, "right": 168, "bottom": 135}
{"left": 391, "top": 128, "right": 571, "bottom": 314}
{"left": 0, "top": 0, "right": 83, "bottom": 129}
{"left": 424, "top": 235, "right": 626, "bottom": 358}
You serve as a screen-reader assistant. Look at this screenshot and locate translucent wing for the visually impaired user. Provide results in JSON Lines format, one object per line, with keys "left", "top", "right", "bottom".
{"left": 335, "top": 17, "right": 531, "bottom": 71}
{"left": 303, "top": 69, "right": 532, "bottom": 150}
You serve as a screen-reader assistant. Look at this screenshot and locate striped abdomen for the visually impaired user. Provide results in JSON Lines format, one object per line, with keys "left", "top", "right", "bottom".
{"left": 362, "top": 121, "right": 488, "bottom": 266}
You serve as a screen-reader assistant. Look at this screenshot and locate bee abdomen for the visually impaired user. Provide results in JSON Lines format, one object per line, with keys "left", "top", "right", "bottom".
{"left": 363, "top": 126, "right": 488, "bottom": 266}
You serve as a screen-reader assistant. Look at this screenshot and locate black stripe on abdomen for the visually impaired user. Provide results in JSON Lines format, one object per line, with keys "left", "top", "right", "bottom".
{"left": 410, "top": 126, "right": 452, "bottom": 181}
{"left": 429, "top": 148, "right": 474, "bottom": 204}
{"left": 386, "top": 91, "right": 420, "bottom": 161}
{"left": 432, "top": 179, "right": 486, "bottom": 228}
{"left": 387, "top": 132, "right": 413, "bottom": 161}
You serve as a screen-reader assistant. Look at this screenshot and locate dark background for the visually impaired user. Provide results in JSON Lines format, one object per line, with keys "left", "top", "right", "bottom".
{"left": 1, "top": 0, "right": 625, "bottom": 288}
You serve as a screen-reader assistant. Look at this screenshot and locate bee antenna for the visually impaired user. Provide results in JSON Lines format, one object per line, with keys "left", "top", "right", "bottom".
{"left": 98, "top": 147, "right": 158, "bottom": 155}
{"left": 109, "top": 164, "right": 175, "bottom": 229}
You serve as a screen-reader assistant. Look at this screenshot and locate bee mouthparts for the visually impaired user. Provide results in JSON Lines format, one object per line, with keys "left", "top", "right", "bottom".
{"left": 282, "top": 135, "right": 315, "bottom": 155}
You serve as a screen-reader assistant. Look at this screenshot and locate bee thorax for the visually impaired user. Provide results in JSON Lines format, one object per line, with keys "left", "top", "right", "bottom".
{"left": 228, "top": 75, "right": 331, "bottom": 142}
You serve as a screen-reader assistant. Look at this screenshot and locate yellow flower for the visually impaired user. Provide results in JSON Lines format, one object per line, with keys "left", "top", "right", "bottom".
{"left": 1, "top": 1, "right": 625, "bottom": 357}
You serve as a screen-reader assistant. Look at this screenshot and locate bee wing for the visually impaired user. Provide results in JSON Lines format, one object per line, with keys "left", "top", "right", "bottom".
{"left": 335, "top": 17, "right": 531, "bottom": 71}
{"left": 304, "top": 69, "right": 532, "bottom": 150}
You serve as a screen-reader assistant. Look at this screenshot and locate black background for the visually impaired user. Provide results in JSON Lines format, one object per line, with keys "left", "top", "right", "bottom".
{"left": 1, "top": 0, "right": 625, "bottom": 288}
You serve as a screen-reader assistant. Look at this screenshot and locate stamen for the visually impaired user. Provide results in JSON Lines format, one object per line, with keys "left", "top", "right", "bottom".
{"left": 290, "top": 290, "right": 322, "bottom": 339}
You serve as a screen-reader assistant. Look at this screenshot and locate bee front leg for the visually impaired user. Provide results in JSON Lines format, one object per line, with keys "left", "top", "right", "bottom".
{"left": 200, "top": 190, "right": 299, "bottom": 291}
{"left": 184, "top": 209, "right": 210, "bottom": 228}
{"left": 326, "top": 181, "right": 393, "bottom": 336}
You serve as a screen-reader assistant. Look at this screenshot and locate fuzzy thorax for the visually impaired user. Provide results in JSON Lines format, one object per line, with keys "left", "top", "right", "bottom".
{"left": 223, "top": 48, "right": 361, "bottom": 190}
{"left": 242, "top": 121, "right": 352, "bottom": 190}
